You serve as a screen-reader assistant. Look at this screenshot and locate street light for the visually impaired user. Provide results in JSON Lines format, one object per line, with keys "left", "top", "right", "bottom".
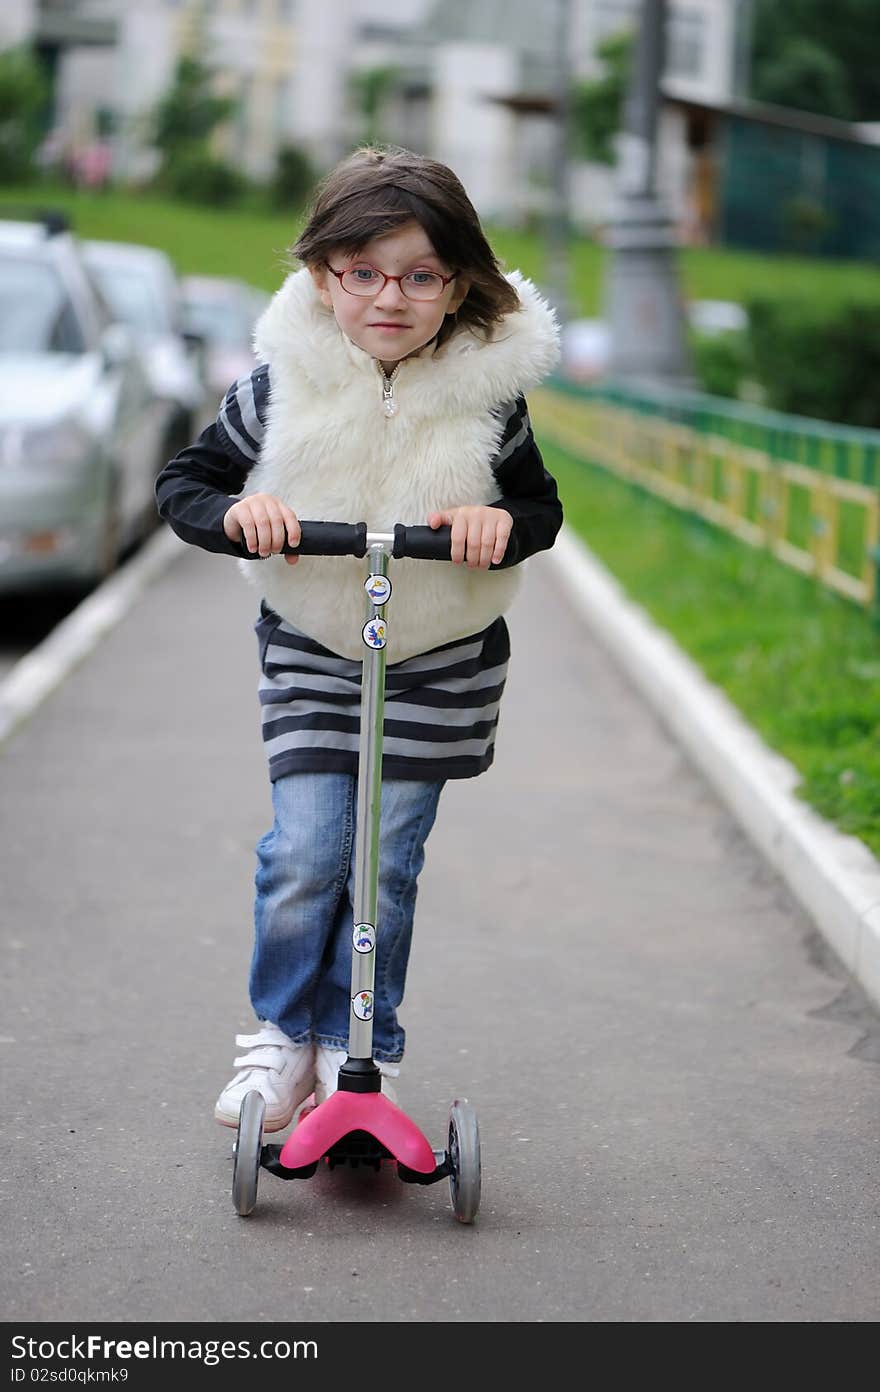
{"left": 545, "top": 0, "right": 573, "bottom": 329}
{"left": 603, "top": 0, "right": 693, "bottom": 384}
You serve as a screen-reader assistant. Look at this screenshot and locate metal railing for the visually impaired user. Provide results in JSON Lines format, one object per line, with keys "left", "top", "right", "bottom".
{"left": 532, "top": 376, "right": 880, "bottom": 611}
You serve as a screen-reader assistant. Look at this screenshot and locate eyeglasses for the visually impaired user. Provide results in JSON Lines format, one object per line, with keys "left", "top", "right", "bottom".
{"left": 325, "top": 262, "right": 457, "bottom": 302}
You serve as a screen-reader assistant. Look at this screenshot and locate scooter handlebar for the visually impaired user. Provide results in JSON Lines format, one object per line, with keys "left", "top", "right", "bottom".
{"left": 271, "top": 521, "right": 453, "bottom": 560}
{"left": 392, "top": 524, "right": 453, "bottom": 560}
{"left": 285, "top": 521, "right": 368, "bottom": 556}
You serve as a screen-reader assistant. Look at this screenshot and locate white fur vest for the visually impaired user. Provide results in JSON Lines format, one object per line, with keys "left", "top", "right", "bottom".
{"left": 240, "top": 266, "right": 560, "bottom": 663}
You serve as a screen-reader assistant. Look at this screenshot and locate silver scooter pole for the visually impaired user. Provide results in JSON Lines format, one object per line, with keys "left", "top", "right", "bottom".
{"left": 347, "top": 534, "right": 395, "bottom": 1065}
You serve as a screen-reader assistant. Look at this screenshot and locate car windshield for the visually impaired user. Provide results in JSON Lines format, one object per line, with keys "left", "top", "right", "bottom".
{"left": 0, "top": 256, "right": 86, "bottom": 353}
{"left": 87, "top": 260, "right": 174, "bottom": 335}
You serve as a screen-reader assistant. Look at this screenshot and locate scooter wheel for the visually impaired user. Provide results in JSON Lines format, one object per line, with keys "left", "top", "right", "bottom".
{"left": 232, "top": 1090, "right": 265, "bottom": 1216}
{"left": 448, "top": 1099, "right": 481, "bottom": 1224}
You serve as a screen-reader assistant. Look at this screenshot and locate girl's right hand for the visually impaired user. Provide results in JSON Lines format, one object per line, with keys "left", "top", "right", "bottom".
{"left": 223, "top": 493, "right": 302, "bottom": 565}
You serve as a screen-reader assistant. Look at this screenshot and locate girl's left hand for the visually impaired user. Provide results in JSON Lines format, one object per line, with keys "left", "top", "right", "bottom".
{"left": 427, "top": 506, "right": 513, "bottom": 568}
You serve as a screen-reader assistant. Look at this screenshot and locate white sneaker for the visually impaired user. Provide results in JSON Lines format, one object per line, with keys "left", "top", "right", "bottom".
{"left": 214, "top": 1023, "right": 316, "bottom": 1132}
{"left": 314, "top": 1045, "right": 400, "bottom": 1105}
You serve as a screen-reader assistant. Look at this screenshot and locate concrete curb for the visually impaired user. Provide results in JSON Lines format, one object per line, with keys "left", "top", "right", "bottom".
{"left": 0, "top": 525, "right": 188, "bottom": 748}
{"left": 546, "top": 524, "right": 880, "bottom": 1014}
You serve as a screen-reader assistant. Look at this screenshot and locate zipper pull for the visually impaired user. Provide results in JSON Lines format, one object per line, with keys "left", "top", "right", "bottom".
{"left": 382, "top": 375, "right": 399, "bottom": 418}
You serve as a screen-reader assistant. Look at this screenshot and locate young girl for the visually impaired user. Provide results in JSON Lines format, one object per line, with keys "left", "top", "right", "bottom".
{"left": 155, "top": 145, "right": 562, "bottom": 1131}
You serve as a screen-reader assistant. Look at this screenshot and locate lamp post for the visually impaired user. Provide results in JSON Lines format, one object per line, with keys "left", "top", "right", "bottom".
{"left": 545, "top": 0, "right": 573, "bottom": 328}
{"left": 604, "top": 0, "right": 693, "bottom": 384}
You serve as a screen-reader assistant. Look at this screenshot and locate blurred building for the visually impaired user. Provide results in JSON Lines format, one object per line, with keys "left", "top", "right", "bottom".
{"left": 7, "top": 0, "right": 437, "bottom": 184}
{"left": 666, "top": 90, "right": 880, "bottom": 259}
{"left": 5, "top": 0, "right": 788, "bottom": 243}
{"left": 410, "top": 0, "right": 741, "bottom": 231}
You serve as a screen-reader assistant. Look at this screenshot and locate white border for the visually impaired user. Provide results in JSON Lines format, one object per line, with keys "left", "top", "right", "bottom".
{"left": 547, "top": 525, "right": 880, "bottom": 1013}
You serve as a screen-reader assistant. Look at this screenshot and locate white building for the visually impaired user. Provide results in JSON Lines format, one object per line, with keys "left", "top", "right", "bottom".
{"left": 9, "top": 1, "right": 411, "bottom": 180}
{"left": 409, "top": 0, "right": 742, "bottom": 230}
{"left": 7, "top": 0, "right": 744, "bottom": 229}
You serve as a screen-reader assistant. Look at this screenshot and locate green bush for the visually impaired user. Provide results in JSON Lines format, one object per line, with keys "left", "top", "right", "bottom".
{"left": 780, "top": 195, "right": 834, "bottom": 255}
{"left": 691, "top": 331, "right": 753, "bottom": 400}
{"left": 747, "top": 296, "right": 880, "bottom": 428}
{"left": 0, "top": 46, "right": 48, "bottom": 183}
{"left": 269, "top": 143, "right": 315, "bottom": 211}
{"left": 159, "top": 147, "right": 249, "bottom": 207}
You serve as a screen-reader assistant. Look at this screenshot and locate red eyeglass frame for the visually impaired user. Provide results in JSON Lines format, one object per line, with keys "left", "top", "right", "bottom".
{"left": 325, "top": 263, "right": 457, "bottom": 297}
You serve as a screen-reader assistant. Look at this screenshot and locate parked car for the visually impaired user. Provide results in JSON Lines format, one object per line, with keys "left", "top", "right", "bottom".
{"left": 0, "top": 215, "right": 168, "bottom": 595}
{"left": 178, "top": 274, "right": 269, "bottom": 401}
{"left": 82, "top": 239, "right": 208, "bottom": 453}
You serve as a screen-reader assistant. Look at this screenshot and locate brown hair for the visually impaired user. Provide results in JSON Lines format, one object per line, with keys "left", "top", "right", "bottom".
{"left": 291, "top": 145, "right": 520, "bottom": 345}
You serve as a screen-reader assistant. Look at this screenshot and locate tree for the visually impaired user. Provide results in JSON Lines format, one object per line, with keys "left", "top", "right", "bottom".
{"left": 750, "top": 0, "right": 880, "bottom": 121}
{"left": 0, "top": 45, "right": 49, "bottom": 183}
{"left": 752, "top": 37, "right": 853, "bottom": 119}
{"left": 149, "top": 53, "right": 244, "bottom": 204}
{"left": 150, "top": 54, "right": 237, "bottom": 174}
{"left": 572, "top": 30, "right": 634, "bottom": 165}
{"left": 349, "top": 66, "right": 400, "bottom": 147}
{"left": 269, "top": 142, "right": 316, "bottom": 210}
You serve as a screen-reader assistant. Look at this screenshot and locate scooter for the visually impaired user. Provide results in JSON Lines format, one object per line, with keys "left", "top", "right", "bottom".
{"left": 231, "top": 521, "right": 481, "bottom": 1224}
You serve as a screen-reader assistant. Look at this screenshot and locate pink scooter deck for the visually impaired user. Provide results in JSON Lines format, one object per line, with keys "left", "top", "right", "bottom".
{"left": 278, "top": 1090, "right": 436, "bottom": 1173}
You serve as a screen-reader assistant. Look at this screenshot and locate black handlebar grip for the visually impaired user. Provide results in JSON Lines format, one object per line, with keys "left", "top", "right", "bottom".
{"left": 392, "top": 524, "right": 453, "bottom": 560}
{"left": 282, "top": 521, "right": 368, "bottom": 557}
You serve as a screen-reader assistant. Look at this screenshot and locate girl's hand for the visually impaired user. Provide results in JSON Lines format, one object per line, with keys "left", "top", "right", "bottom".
{"left": 427, "top": 506, "right": 513, "bottom": 568}
{"left": 223, "top": 493, "right": 302, "bottom": 566}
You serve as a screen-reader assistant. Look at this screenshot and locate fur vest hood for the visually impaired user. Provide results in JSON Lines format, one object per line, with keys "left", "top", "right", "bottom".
{"left": 240, "top": 266, "right": 560, "bottom": 663}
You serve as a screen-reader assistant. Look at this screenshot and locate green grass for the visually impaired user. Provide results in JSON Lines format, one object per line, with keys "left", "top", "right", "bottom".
{"left": 1, "top": 184, "right": 305, "bottom": 292}
{"left": 485, "top": 229, "right": 880, "bottom": 317}
{"left": 7, "top": 182, "right": 880, "bottom": 314}
{"left": 677, "top": 245, "right": 880, "bottom": 317}
{"left": 545, "top": 441, "right": 880, "bottom": 859}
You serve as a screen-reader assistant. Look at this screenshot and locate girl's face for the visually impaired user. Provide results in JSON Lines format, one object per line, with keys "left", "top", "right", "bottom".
{"left": 310, "top": 220, "right": 469, "bottom": 369}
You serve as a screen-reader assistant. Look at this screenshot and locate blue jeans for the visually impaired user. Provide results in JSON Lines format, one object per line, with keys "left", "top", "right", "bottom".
{"left": 249, "top": 772, "right": 444, "bottom": 1062}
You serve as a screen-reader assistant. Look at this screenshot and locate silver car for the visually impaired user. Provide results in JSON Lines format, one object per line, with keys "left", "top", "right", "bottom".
{"left": 0, "top": 216, "right": 164, "bottom": 594}
{"left": 178, "top": 273, "right": 269, "bottom": 402}
{"left": 82, "top": 239, "right": 208, "bottom": 453}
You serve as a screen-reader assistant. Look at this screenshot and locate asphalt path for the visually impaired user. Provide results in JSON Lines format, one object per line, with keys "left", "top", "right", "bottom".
{"left": 2, "top": 539, "right": 879, "bottom": 1324}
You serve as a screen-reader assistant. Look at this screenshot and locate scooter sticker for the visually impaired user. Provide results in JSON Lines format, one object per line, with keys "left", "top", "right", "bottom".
{"left": 364, "top": 574, "right": 392, "bottom": 605}
{"left": 352, "top": 990, "right": 374, "bottom": 1021}
{"left": 353, "top": 923, "right": 376, "bottom": 954}
{"left": 362, "top": 618, "right": 387, "bottom": 650}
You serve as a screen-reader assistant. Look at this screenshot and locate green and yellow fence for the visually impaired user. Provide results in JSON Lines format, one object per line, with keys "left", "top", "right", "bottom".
{"left": 532, "top": 378, "right": 880, "bottom": 612}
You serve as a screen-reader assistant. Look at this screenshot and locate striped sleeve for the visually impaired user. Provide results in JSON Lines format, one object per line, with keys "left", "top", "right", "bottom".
{"left": 490, "top": 395, "right": 534, "bottom": 471}
{"left": 154, "top": 364, "right": 272, "bottom": 556}
{"left": 486, "top": 393, "right": 563, "bottom": 568}
{"left": 216, "top": 363, "right": 271, "bottom": 466}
